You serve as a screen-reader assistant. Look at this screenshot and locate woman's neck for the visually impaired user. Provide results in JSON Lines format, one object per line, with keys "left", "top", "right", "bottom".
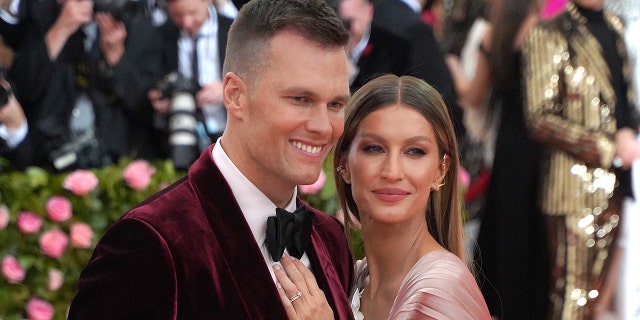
{"left": 359, "top": 221, "right": 443, "bottom": 319}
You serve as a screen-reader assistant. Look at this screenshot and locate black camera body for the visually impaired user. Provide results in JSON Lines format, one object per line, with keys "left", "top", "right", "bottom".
{"left": 93, "top": 0, "right": 138, "bottom": 22}
{"left": 48, "top": 129, "right": 109, "bottom": 171}
{"left": 156, "top": 72, "right": 201, "bottom": 170}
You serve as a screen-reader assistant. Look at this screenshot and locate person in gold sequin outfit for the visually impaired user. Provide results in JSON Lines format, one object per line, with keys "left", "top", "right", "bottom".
{"left": 523, "top": 0, "right": 640, "bottom": 318}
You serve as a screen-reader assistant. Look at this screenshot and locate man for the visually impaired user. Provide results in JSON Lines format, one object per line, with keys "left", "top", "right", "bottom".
{"left": 523, "top": 0, "right": 640, "bottom": 318}
{"left": 148, "top": 0, "right": 233, "bottom": 169}
{"left": 0, "top": 79, "right": 34, "bottom": 171}
{"left": 372, "top": 0, "right": 464, "bottom": 138}
{"left": 338, "top": 0, "right": 411, "bottom": 93}
{"left": 67, "top": 0, "right": 354, "bottom": 319}
{"left": 5, "top": 0, "right": 165, "bottom": 170}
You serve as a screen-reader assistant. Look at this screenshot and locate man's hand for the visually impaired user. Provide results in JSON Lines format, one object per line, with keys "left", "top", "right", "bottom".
{"left": 614, "top": 128, "right": 640, "bottom": 170}
{"left": 0, "top": 93, "right": 26, "bottom": 130}
{"left": 96, "top": 12, "right": 126, "bottom": 66}
{"left": 148, "top": 89, "right": 171, "bottom": 114}
{"left": 58, "top": 0, "right": 93, "bottom": 33}
{"left": 46, "top": 0, "right": 93, "bottom": 59}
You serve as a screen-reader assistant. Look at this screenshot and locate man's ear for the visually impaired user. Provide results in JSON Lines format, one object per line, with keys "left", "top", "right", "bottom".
{"left": 223, "top": 72, "right": 247, "bottom": 120}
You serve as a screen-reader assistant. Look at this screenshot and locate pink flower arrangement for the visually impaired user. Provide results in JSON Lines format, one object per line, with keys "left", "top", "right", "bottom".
{"left": 458, "top": 167, "right": 471, "bottom": 189}
{"left": 39, "top": 229, "right": 69, "bottom": 258}
{"left": 63, "top": 170, "right": 99, "bottom": 195}
{"left": 25, "top": 298, "right": 54, "bottom": 320}
{"left": 16, "top": 211, "right": 43, "bottom": 234}
{"left": 0, "top": 204, "right": 9, "bottom": 229}
{"left": 45, "top": 196, "right": 72, "bottom": 222}
{"left": 298, "top": 170, "right": 326, "bottom": 195}
{"left": 123, "top": 160, "right": 157, "bottom": 191}
{"left": 2, "top": 255, "right": 25, "bottom": 284}
{"left": 70, "top": 222, "right": 94, "bottom": 248}
{"left": 46, "top": 269, "right": 64, "bottom": 291}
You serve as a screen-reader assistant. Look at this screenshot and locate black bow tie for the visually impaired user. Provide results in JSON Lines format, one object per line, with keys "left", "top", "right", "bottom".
{"left": 266, "top": 206, "right": 313, "bottom": 261}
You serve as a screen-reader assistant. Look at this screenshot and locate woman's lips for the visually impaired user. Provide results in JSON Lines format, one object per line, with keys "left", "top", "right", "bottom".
{"left": 372, "top": 188, "right": 410, "bottom": 202}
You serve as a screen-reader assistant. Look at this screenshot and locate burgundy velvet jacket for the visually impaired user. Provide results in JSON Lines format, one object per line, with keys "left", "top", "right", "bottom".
{"left": 67, "top": 145, "right": 355, "bottom": 319}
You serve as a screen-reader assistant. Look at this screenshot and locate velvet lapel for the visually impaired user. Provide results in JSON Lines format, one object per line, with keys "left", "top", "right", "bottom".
{"left": 301, "top": 202, "right": 353, "bottom": 320}
{"left": 187, "top": 145, "right": 288, "bottom": 318}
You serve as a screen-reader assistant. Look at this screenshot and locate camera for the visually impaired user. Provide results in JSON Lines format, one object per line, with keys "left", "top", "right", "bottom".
{"left": 156, "top": 72, "right": 200, "bottom": 170}
{"left": 49, "top": 129, "right": 109, "bottom": 171}
{"left": 93, "top": 0, "right": 139, "bottom": 22}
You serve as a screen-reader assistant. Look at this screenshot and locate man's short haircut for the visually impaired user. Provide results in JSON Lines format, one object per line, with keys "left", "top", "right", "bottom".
{"left": 222, "top": 0, "right": 349, "bottom": 85}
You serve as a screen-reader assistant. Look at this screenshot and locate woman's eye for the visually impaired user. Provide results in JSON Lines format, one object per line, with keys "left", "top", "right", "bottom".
{"left": 406, "top": 147, "right": 426, "bottom": 156}
{"left": 363, "top": 145, "right": 384, "bottom": 153}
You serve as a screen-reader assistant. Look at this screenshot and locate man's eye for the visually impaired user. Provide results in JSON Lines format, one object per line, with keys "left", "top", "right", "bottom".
{"left": 289, "top": 96, "right": 308, "bottom": 104}
{"left": 328, "top": 102, "right": 344, "bottom": 111}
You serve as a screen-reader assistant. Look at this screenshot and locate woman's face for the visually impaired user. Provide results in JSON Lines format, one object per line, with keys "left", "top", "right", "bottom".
{"left": 344, "top": 104, "right": 446, "bottom": 227}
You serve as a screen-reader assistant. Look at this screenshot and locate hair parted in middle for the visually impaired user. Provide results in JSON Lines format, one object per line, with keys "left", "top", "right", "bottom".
{"left": 333, "top": 74, "right": 465, "bottom": 260}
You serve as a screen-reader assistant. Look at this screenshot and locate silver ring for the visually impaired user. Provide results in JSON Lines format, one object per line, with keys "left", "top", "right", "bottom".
{"left": 288, "top": 291, "right": 302, "bottom": 303}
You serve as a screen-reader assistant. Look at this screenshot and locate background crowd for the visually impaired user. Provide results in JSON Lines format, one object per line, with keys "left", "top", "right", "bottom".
{"left": 1, "top": 0, "right": 639, "bottom": 319}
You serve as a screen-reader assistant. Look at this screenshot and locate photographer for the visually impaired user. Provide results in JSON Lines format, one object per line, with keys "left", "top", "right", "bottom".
{"left": 148, "top": 0, "right": 233, "bottom": 169}
{"left": 0, "top": 78, "right": 39, "bottom": 171}
{"left": 5, "top": 0, "right": 165, "bottom": 171}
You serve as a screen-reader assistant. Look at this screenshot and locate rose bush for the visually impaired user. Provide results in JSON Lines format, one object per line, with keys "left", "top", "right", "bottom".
{"left": 0, "top": 158, "right": 184, "bottom": 319}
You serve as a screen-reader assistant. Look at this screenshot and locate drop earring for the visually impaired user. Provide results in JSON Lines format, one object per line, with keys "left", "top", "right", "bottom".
{"left": 337, "top": 166, "right": 351, "bottom": 183}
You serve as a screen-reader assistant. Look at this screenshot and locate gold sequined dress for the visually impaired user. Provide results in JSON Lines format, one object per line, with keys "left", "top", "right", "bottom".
{"left": 523, "top": 2, "right": 639, "bottom": 319}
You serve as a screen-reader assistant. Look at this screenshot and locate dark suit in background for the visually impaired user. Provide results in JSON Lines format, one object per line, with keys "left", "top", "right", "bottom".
{"left": 372, "top": 0, "right": 464, "bottom": 138}
{"left": 350, "top": 23, "right": 411, "bottom": 93}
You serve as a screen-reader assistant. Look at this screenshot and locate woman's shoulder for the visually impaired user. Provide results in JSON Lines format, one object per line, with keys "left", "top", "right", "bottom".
{"left": 390, "top": 250, "right": 492, "bottom": 320}
{"left": 403, "top": 251, "right": 474, "bottom": 286}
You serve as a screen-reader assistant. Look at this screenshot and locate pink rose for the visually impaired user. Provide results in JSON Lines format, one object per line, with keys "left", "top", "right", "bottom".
{"left": 25, "top": 298, "right": 54, "bottom": 320}
{"left": 0, "top": 205, "right": 9, "bottom": 230}
{"left": 123, "top": 160, "right": 156, "bottom": 191}
{"left": 17, "top": 211, "right": 43, "bottom": 234}
{"left": 46, "top": 268, "right": 64, "bottom": 291}
{"left": 2, "top": 255, "right": 25, "bottom": 283}
{"left": 70, "top": 222, "right": 94, "bottom": 248}
{"left": 39, "top": 229, "right": 69, "bottom": 258}
{"left": 298, "top": 170, "right": 326, "bottom": 195}
{"left": 45, "top": 196, "right": 72, "bottom": 222}
{"left": 63, "top": 170, "right": 99, "bottom": 195}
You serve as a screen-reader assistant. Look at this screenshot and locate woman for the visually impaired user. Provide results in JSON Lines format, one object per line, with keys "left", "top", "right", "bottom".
{"left": 469, "top": 0, "right": 550, "bottom": 318}
{"left": 273, "top": 75, "right": 490, "bottom": 319}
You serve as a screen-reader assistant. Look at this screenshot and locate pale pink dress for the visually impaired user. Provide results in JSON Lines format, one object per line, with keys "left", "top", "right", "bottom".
{"left": 350, "top": 251, "right": 491, "bottom": 320}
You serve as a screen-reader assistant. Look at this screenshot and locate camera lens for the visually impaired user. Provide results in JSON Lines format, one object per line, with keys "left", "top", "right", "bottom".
{"left": 168, "top": 92, "right": 199, "bottom": 170}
